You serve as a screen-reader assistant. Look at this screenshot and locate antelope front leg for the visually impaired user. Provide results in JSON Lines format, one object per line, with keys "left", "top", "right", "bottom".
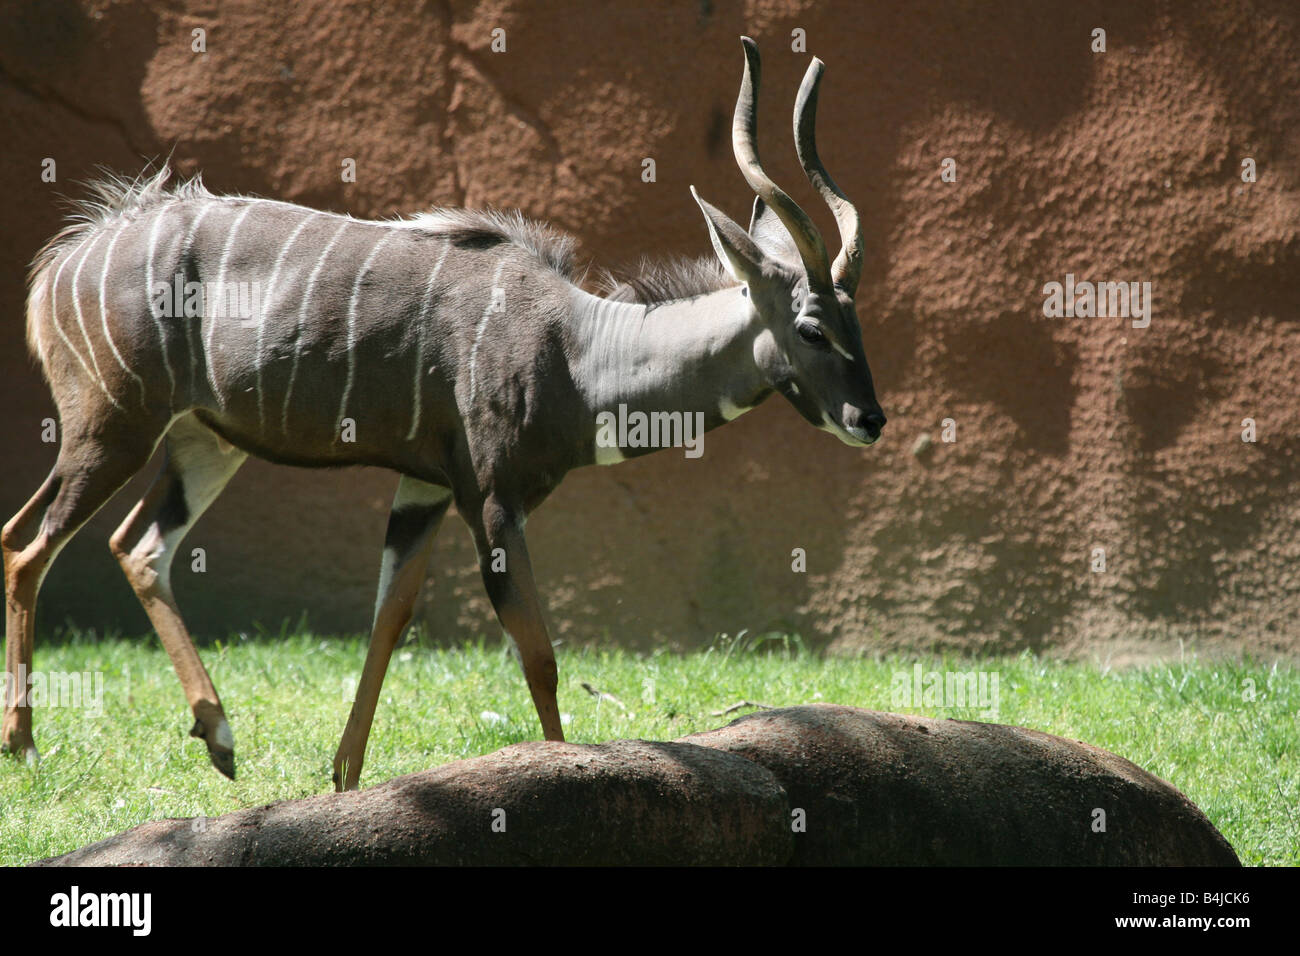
{"left": 471, "top": 495, "right": 564, "bottom": 742}
{"left": 334, "top": 478, "right": 451, "bottom": 791}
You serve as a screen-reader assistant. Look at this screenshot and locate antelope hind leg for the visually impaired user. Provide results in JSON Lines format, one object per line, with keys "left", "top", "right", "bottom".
{"left": 4, "top": 421, "right": 162, "bottom": 764}
{"left": 109, "top": 413, "right": 246, "bottom": 778}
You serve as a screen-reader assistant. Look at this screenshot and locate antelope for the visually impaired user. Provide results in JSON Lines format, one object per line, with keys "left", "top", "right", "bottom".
{"left": 3, "top": 37, "right": 884, "bottom": 791}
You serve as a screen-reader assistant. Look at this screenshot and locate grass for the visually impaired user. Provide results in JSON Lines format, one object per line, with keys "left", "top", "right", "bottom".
{"left": 1, "top": 627, "right": 1296, "bottom": 866}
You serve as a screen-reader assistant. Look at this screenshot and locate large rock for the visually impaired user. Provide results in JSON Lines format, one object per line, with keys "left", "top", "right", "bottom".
{"left": 680, "top": 705, "right": 1240, "bottom": 866}
{"left": 36, "top": 706, "right": 1237, "bottom": 866}
{"left": 35, "top": 740, "right": 791, "bottom": 866}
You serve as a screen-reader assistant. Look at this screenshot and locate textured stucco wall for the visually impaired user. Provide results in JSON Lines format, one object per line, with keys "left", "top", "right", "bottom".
{"left": 1, "top": 0, "right": 1297, "bottom": 659}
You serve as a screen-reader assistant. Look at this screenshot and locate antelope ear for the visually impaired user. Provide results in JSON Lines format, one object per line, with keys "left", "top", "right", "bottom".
{"left": 691, "top": 186, "right": 768, "bottom": 287}
{"left": 748, "top": 195, "right": 799, "bottom": 263}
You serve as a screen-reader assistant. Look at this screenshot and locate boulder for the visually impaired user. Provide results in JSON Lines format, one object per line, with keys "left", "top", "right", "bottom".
{"left": 36, "top": 739, "right": 790, "bottom": 866}
{"left": 680, "top": 704, "right": 1240, "bottom": 866}
{"left": 36, "top": 705, "right": 1238, "bottom": 866}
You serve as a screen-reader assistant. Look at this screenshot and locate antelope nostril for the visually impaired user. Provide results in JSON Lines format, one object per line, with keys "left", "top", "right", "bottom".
{"left": 843, "top": 406, "right": 885, "bottom": 442}
{"left": 864, "top": 410, "right": 886, "bottom": 439}
{"left": 840, "top": 404, "right": 886, "bottom": 443}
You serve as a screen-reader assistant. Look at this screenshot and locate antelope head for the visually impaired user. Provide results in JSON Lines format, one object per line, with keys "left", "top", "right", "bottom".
{"left": 692, "top": 36, "right": 885, "bottom": 446}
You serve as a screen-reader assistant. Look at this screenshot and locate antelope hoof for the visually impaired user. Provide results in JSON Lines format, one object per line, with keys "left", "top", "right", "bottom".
{"left": 1, "top": 739, "right": 40, "bottom": 767}
{"left": 1, "top": 719, "right": 40, "bottom": 766}
{"left": 189, "top": 716, "right": 236, "bottom": 780}
{"left": 207, "top": 747, "right": 236, "bottom": 780}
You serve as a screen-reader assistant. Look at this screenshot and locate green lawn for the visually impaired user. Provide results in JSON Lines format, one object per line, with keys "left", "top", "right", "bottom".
{"left": 1, "top": 628, "right": 1296, "bottom": 865}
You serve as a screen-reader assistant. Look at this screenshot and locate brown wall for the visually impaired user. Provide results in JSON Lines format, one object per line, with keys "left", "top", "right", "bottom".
{"left": 2, "top": 0, "right": 1297, "bottom": 659}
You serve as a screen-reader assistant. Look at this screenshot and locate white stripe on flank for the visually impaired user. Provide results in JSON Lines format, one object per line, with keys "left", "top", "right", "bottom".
{"left": 205, "top": 204, "right": 254, "bottom": 408}
{"left": 47, "top": 245, "right": 118, "bottom": 407}
{"left": 145, "top": 206, "right": 179, "bottom": 405}
{"left": 336, "top": 231, "right": 393, "bottom": 441}
{"left": 256, "top": 211, "right": 317, "bottom": 432}
{"left": 282, "top": 220, "right": 352, "bottom": 435}
{"left": 405, "top": 241, "right": 451, "bottom": 441}
{"left": 467, "top": 260, "right": 507, "bottom": 406}
{"left": 98, "top": 222, "right": 148, "bottom": 407}
{"left": 70, "top": 230, "right": 123, "bottom": 409}
{"left": 176, "top": 202, "right": 217, "bottom": 405}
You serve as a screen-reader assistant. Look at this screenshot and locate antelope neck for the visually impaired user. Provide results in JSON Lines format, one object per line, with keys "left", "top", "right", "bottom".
{"left": 568, "top": 285, "right": 772, "bottom": 424}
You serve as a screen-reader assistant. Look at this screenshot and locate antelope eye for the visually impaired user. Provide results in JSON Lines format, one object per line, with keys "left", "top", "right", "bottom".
{"left": 796, "top": 321, "right": 826, "bottom": 346}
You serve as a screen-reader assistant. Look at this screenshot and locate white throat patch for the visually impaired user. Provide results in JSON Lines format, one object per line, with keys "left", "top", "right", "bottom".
{"left": 719, "top": 397, "right": 754, "bottom": 421}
